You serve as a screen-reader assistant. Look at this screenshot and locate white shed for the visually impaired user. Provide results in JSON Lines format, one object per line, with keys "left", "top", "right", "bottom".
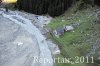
{"left": 64, "top": 26, "right": 74, "bottom": 31}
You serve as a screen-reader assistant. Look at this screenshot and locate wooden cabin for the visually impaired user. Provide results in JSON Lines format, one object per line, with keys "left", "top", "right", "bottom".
{"left": 53, "top": 27, "right": 65, "bottom": 38}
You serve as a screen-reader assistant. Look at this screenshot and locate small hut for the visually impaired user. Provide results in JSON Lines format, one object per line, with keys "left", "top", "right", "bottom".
{"left": 64, "top": 25, "right": 74, "bottom": 31}
{"left": 53, "top": 27, "right": 65, "bottom": 38}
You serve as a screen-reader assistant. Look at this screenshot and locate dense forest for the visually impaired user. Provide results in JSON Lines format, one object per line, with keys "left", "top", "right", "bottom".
{"left": 16, "top": 0, "right": 100, "bottom": 17}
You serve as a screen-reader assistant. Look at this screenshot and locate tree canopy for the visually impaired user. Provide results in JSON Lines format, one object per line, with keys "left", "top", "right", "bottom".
{"left": 16, "top": 0, "right": 100, "bottom": 17}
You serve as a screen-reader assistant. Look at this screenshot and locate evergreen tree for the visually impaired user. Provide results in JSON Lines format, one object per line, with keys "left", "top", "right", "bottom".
{"left": 17, "top": 0, "right": 74, "bottom": 16}
{"left": 16, "top": 0, "right": 100, "bottom": 16}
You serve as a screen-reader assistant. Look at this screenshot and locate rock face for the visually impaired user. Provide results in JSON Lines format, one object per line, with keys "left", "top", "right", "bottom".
{"left": 0, "top": 16, "right": 40, "bottom": 66}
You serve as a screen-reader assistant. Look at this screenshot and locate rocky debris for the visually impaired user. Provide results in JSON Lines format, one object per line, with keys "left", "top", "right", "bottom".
{"left": 34, "top": 16, "right": 52, "bottom": 27}
{"left": 94, "top": 9, "right": 100, "bottom": 23}
{"left": 12, "top": 16, "right": 26, "bottom": 24}
{"left": 14, "top": 11, "right": 36, "bottom": 21}
{"left": 47, "top": 39, "right": 60, "bottom": 55}
{"left": 13, "top": 10, "right": 52, "bottom": 28}
{"left": 0, "top": 16, "right": 40, "bottom": 66}
{"left": 71, "top": 23, "right": 80, "bottom": 28}
{"left": 87, "top": 39, "right": 100, "bottom": 57}
{"left": 0, "top": 9, "right": 60, "bottom": 66}
{"left": 11, "top": 10, "right": 52, "bottom": 35}
{"left": 0, "top": 10, "right": 3, "bottom": 14}
{"left": 0, "top": 8, "right": 5, "bottom": 14}
{"left": 2, "top": 10, "right": 54, "bottom": 66}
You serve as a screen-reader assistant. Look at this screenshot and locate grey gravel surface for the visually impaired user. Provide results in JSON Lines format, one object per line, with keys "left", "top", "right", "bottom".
{"left": 0, "top": 15, "right": 40, "bottom": 66}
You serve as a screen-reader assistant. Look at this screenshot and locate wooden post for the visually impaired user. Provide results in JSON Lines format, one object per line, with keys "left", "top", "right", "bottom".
{"left": 5, "top": 6, "right": 8, "bottom": 12}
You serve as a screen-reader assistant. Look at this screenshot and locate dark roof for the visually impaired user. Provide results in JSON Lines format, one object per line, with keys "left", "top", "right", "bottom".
{"left": 56, "top": 27, "right": 64, "bottom": 34}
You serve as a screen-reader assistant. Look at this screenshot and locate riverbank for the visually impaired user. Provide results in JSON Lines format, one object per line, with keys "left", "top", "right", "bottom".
{"left": 0, "top": 8, "right": 60, "bottom": 66}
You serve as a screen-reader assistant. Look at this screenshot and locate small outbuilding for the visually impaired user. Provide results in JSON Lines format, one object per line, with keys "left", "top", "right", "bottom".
{"left": 53, "top": 27, "right": 65, "bottom": 38}
{"left": 52, "top": 25, "right": 75, "bottom": 38}
{"left": 64, "top": 25, "right": 74, "bottom": 31}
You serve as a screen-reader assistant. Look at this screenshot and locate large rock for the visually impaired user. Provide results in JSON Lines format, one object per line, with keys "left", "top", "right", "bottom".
{"left": 0, "top": 15, "right": 40, "bottom": 66}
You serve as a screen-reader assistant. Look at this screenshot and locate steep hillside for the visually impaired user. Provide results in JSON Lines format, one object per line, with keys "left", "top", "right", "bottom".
{"left": 47, "top": 7, "right": 100, "bottom": 66}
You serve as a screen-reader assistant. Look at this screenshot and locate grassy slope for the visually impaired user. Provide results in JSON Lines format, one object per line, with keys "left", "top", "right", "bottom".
{"left": 47, "top": 7, "right": 100, "bottom": 66}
